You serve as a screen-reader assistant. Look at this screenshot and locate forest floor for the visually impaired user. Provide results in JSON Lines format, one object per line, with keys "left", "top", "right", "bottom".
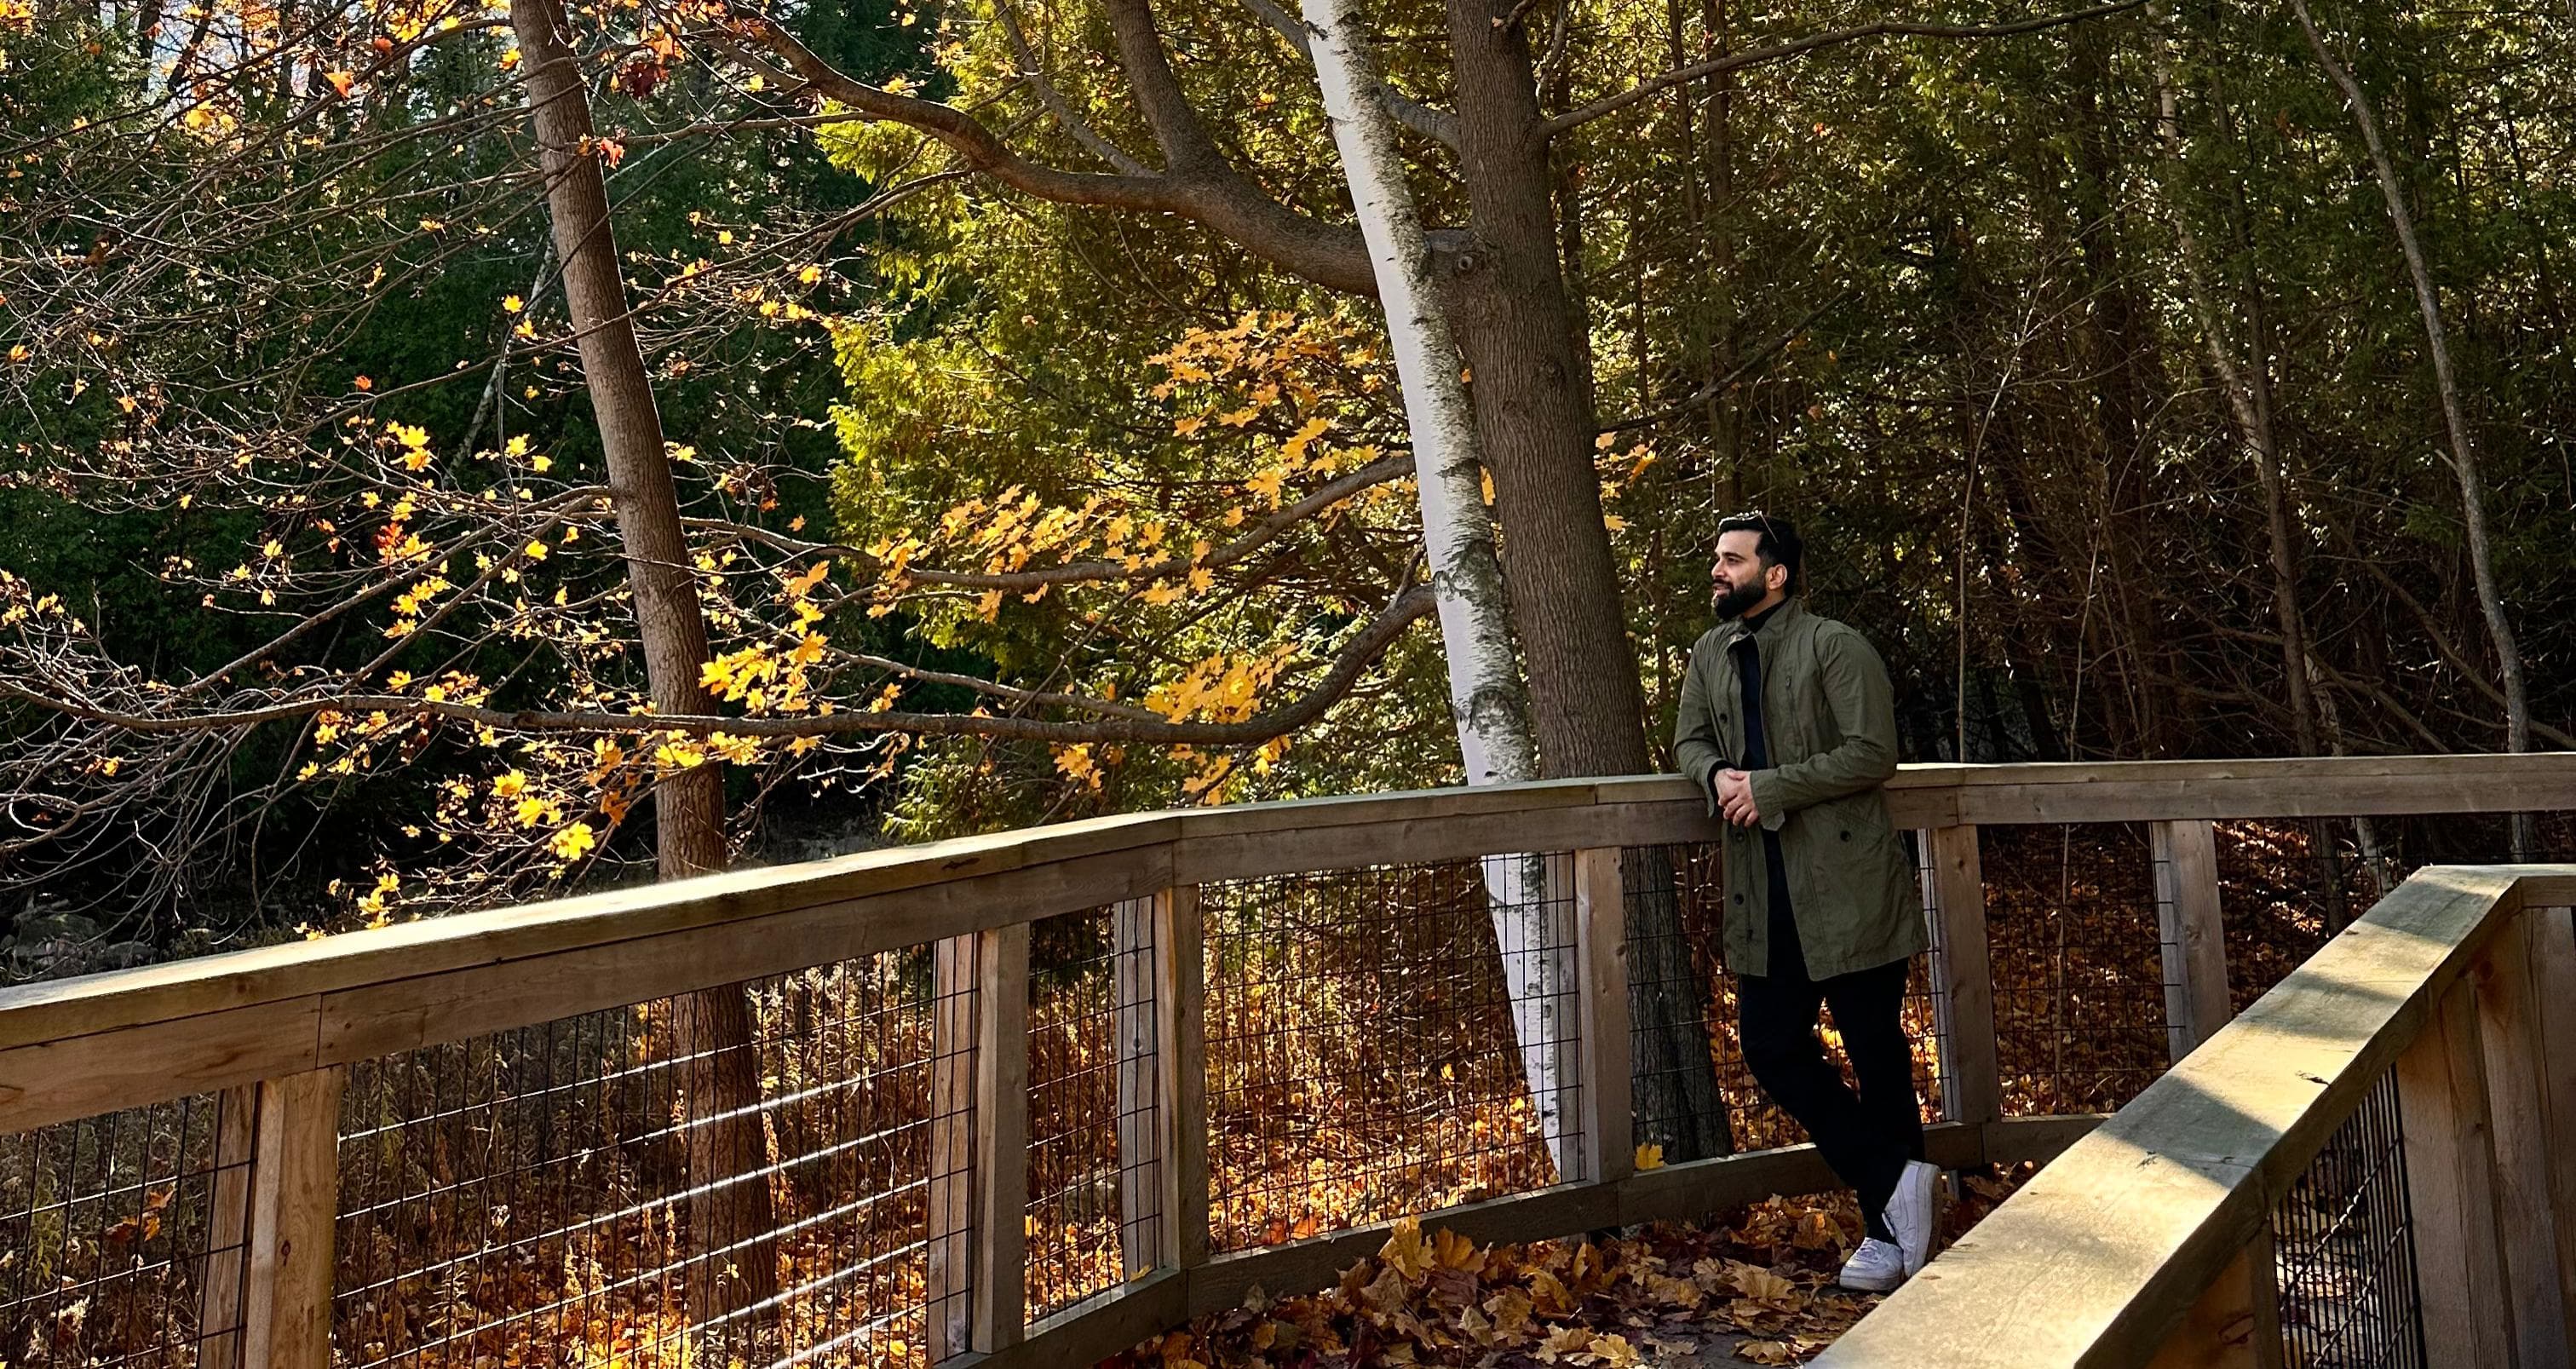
{"left": 1111, "top": 1164, "right": 2040, "bottom": 1368}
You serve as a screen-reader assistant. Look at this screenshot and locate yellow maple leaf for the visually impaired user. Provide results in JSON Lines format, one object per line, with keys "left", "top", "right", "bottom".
{"left": 1379, "top": 1216, "right": 1431, "bottom": 1280}
{"left": 1635, "top": 1142, "right": 1666, "bottom": 1171}
{"left": 550, "top": 822, "right": 596, "bottom": 860}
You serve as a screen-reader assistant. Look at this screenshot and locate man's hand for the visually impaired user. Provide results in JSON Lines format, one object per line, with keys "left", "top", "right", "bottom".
{"left": 1716, "top": 768, "right": 1762, "bottom": 827}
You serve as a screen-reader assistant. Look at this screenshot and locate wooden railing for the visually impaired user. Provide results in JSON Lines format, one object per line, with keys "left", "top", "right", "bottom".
{"left": 1816, "top": 860, "right": 2576, "bottom": 1369}
{"left": 2, "top": 753, "right": 2572, "bottom": 1369}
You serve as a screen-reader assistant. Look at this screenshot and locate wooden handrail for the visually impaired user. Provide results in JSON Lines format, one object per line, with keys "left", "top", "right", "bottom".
{"left": 3, "top": 753, "right": 2573, "bottom": 1369}
{"left": 5, "top": 753, "right": 2573, "bottom": 1072}
{"left": 1814, "top": 865, "right": 2576, "bottom": 1368}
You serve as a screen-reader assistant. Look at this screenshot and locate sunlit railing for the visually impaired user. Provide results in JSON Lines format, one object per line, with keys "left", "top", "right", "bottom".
{"left": 0, "top": 754, "right": 2570, "bottom": 1368}
{"left": 1817, "top": 860, "right": 2576, "bottom": 1368}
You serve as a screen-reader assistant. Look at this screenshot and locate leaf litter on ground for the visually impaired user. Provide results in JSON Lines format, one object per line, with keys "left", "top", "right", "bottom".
{"left": 1105, "top": 1165, "right": 2038, "bottom": 1367}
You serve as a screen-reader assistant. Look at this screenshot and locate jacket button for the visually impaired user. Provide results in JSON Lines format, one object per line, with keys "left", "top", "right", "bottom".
{"left": 1841, "top": 831, "right": 1851, "bottom": 842}
{"left": 1734, "top": 894, "right": 1745, "bottom": 906}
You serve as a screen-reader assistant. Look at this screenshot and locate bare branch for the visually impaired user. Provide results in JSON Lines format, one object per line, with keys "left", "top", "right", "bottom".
{"left": 1539, "top": 0, "right": 2148, "bottom": 140}
{"left": 3, "top": 588, "right": 1436, "bottom": 746}
{"left": 994, "top": 0, "right": 1155, "bottom": 175}
{"left": 1236, "top": 0, "right": 1462, "bottom": 148}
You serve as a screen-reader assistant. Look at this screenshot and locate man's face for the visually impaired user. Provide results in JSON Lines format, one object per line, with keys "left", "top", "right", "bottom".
{"left": 1711, "top": 530, "right": 1779, "bottom": 620}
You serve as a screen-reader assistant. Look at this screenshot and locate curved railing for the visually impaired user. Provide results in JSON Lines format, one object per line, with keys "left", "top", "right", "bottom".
{"left": 1, "top": 754, "right": 2572, "bottom": 1368}
{"left": 1817, "top": 859, "right": 2576, "bottom": 1368}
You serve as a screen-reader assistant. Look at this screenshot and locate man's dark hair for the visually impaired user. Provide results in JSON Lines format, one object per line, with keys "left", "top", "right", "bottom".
{"left": 1716, "top": 510, "right": 1803, "bottom": 595}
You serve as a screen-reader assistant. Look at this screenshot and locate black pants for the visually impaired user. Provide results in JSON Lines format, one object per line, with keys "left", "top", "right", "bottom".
{"left": 1738, "top": 948, "right": 1926, "bottom": 1241}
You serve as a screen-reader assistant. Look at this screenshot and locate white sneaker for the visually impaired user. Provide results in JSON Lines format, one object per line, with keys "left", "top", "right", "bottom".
{"left": 1883, "top": 1159, "right": 1941, "bottom": 1275}
{"left": 1837, "top": 1236, "right": 1906, "bottom": 1292}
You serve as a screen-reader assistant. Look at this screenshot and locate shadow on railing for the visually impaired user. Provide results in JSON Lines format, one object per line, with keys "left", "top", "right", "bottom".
{"left": 1815, "top": 862, "right": 2576, "bottom": 1369}
{"left": 0, "top": 755, "right": 2570, "bottom": 1369}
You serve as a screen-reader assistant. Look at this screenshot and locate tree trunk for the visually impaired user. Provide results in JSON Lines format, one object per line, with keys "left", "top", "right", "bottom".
{"left": 511, "top": 0, "right": 780, "bottom": 1339}
{"left": 2293, "top": 0, "right": 2533, "bottom": 855}
{"left": 2150, "top": 41, "right": 2320, "bottom": 758}
{"left": 1455, "top": 0, "right": 1741, "bottom": 1160}
{"left": 1304, "top": 0, "right": 1586, "bottom": 1171}
{"left": 1440, "top": 0, "right": 1649, "bottom": 782}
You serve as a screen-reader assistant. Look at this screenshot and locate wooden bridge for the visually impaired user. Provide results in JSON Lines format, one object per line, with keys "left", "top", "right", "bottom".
{"left": 2, "top": 754, "right": 2572, "bottom": 1368}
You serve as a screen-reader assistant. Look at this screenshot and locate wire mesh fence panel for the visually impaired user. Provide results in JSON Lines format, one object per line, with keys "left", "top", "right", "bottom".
{"left": 0, "top": 1093, "right": 251, "bottom": 1368}
{"left": 331, "top": 946, "right": 969, "bottom": 1369}
{"left": 1200, "top": 854, "right": 1578, "bottom": 1253}
{"left": 2217, "top": 819, "right": 2377, "bottom": 1011}
{"left": 1622, "top": 843, "right": 1943, "bottom": 1162}
{"left": 2273, "top": 1070, "right": 2425, "bottom": 1369}
{"left": 1983, "top": 824, "right": 2173, "bottom": 1116}
{"left": 1024, "top": 899, "right": 1161, "bottom": 1320}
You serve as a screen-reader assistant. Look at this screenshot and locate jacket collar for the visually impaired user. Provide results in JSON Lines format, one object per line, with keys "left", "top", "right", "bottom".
{"left": 1714, "top": 595, "right": 1805, "bottom": 652}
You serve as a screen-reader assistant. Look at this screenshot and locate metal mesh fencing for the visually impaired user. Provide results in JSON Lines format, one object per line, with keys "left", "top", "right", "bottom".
{"left": 1200, "top": 854, "right": 1578, "bottom": 1252}
{"left": 1622, "top": 842, "right": 1943, "bottom": 1162}
{"left": 2273, "top": 1069, "right": 2425, "bottom": 1369}
{"left": 1983, "top": 824, "right": 2174, "bottom": 1115}
{"left": 0, "top": 1093, "right": 251, "bottom": 1367}
{"left": 331, "top": 946, "right": 969, "bottom": 1369}
{"left": 1024, "top": 899, "right": 1162, "bottom": 1320}
{"left": 2217, "top": 819, "right": 2374, "bottom": 1011}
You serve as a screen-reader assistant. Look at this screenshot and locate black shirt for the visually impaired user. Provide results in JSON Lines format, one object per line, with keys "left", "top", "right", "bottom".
{"left": 1730, "top": 601, "right": 1806, "bottom": 980}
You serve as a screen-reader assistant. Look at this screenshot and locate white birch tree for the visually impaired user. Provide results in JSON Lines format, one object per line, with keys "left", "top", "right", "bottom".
{"left": 1300, "top": 0, "right": 1584, "bottom": 1176}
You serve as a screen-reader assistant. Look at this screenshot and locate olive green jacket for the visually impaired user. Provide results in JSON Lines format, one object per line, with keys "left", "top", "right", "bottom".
{"left": 1671, "top": 597, "right": 1924, "bottom": 979}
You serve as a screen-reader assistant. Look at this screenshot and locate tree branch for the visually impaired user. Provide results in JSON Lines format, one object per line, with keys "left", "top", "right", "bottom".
{"left": 1539, "top": 0, "right": 2147, "bottom": 140}
{"left": 732, "top": 13, "right": 1381, "bottom": 292}
{"left": 4, "top": 588, "right": 1435, "bottom": 746}
{"left": 1235, "top": 0, "right": 1462, "bottom": 148}
{"left": 994, "top": 0, "right": 1154, "bottom": 175}
{"left": 678, "top": 455, "right": 1415, "bottom": 591}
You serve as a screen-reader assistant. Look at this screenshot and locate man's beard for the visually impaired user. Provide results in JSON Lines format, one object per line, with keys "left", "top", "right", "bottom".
{"left": 1713, "top": 577, "right": 1768, "bottom": 620}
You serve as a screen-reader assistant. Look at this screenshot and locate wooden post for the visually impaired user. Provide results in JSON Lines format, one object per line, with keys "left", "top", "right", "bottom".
{"left": 2144, "top": 1228, "right": 2282, "bottom": 1369}
{"left": 924, "top": 935, "right": 980, "bottom": 1361}
{"left": 1112, "top": 895, "right": 1160, "bottom": 1280}
{"left": 2480, "top": 910, "right": 2575, "bottom": 1367}
{"left": 2153, "top": 819, "right": 2233, "bottom": 1058}
{"left": 974, "top": 922, "right": 1031, "bottom": 1350}
{"left": 2396, "top": 981, "right": 2514, "bottom": 1369}
{"left": 2529, "top": 906, "right": 2576, "bottom": 1347}
{"left": 1926, "top": 825, "right": 2000, "bottom": 1130}
{"left": 1154, "top": 885, "right": 1209, "bottom": 1273}
{"left": 239, "top": 1067, "right": 346, "bottom": 1369}
{"left": 195, "top": 1084, "right": 257, "bottom": 1369}
{"left": 1573, "top": 848, "right": 1634, "bottom": 1186}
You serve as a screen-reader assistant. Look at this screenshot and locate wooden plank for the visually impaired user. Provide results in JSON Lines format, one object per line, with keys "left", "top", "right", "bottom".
{"left": 2399, "top": 980, "right": 2515, "bottom": 1369}
{"left": 1622, "top": 1122, "right": 1984, "bottom": 1229}
{"left": 1947, "top": 752, "right": 2576, "bottom": 825}
{"left": 1155, "top": 886, "right": 1209, "bottom": 1273}
{"left": 239, "top": 1067, "right": 346, "bottom": 1369}
{"left": 317, "top": 850, "right": 1169, "bottom": 1066}
{"left": 2153, "top": 820, "right": 2233, "bottom": 1058}
{"left": 2529, "top": 906, "right": 2576, "bottom": 1348}
{"left": 962, "top": 1267, "right": 1188, "bottom": 1369}
{"left": 2143, "top": 1234, "right": 2280, "bottom": 1369}
{"left": 975, "top": 922, "right": 1031, "bottom": 1351}
{"left": 1573, "top": 848, "right": 1634, "bottom": 1187}
{"left": 923, "top": 935, "right": 980, "bottom": 1362}
{"left": 1810, "top": 866, "right": 2528, "bottom": 1369}
{"left": 195, "top": 1085, "right": 257, "bottom": 1369}
{"left": 1112, "top": 896, "right": 1161, "bottom": 1279}
{"left": 0, "top": 996, "right": 322, "bottom": 1135}
{"left": 1981, "top": 1113, "right": 2108, "bottom": 1166}
{"left": 1927, "top": 825, "right": 1999, "bottom": 1129}
{"left": 0, "top": 756, "right": 2562, "bottom": 1067}
{"left": 2474, "top": 915, "right": 2572, "bottom": 1369}
{"left": 1170, "top": 802, "right": 1711, "bottom": 885}
{"left": 0, "top": 811, "right": 1180, "bottom": 1052}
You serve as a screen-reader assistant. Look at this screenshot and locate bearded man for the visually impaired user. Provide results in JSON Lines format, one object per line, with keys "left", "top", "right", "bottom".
{"left": 1672, "top": 511, "right": 1938, "bottom": 1291}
